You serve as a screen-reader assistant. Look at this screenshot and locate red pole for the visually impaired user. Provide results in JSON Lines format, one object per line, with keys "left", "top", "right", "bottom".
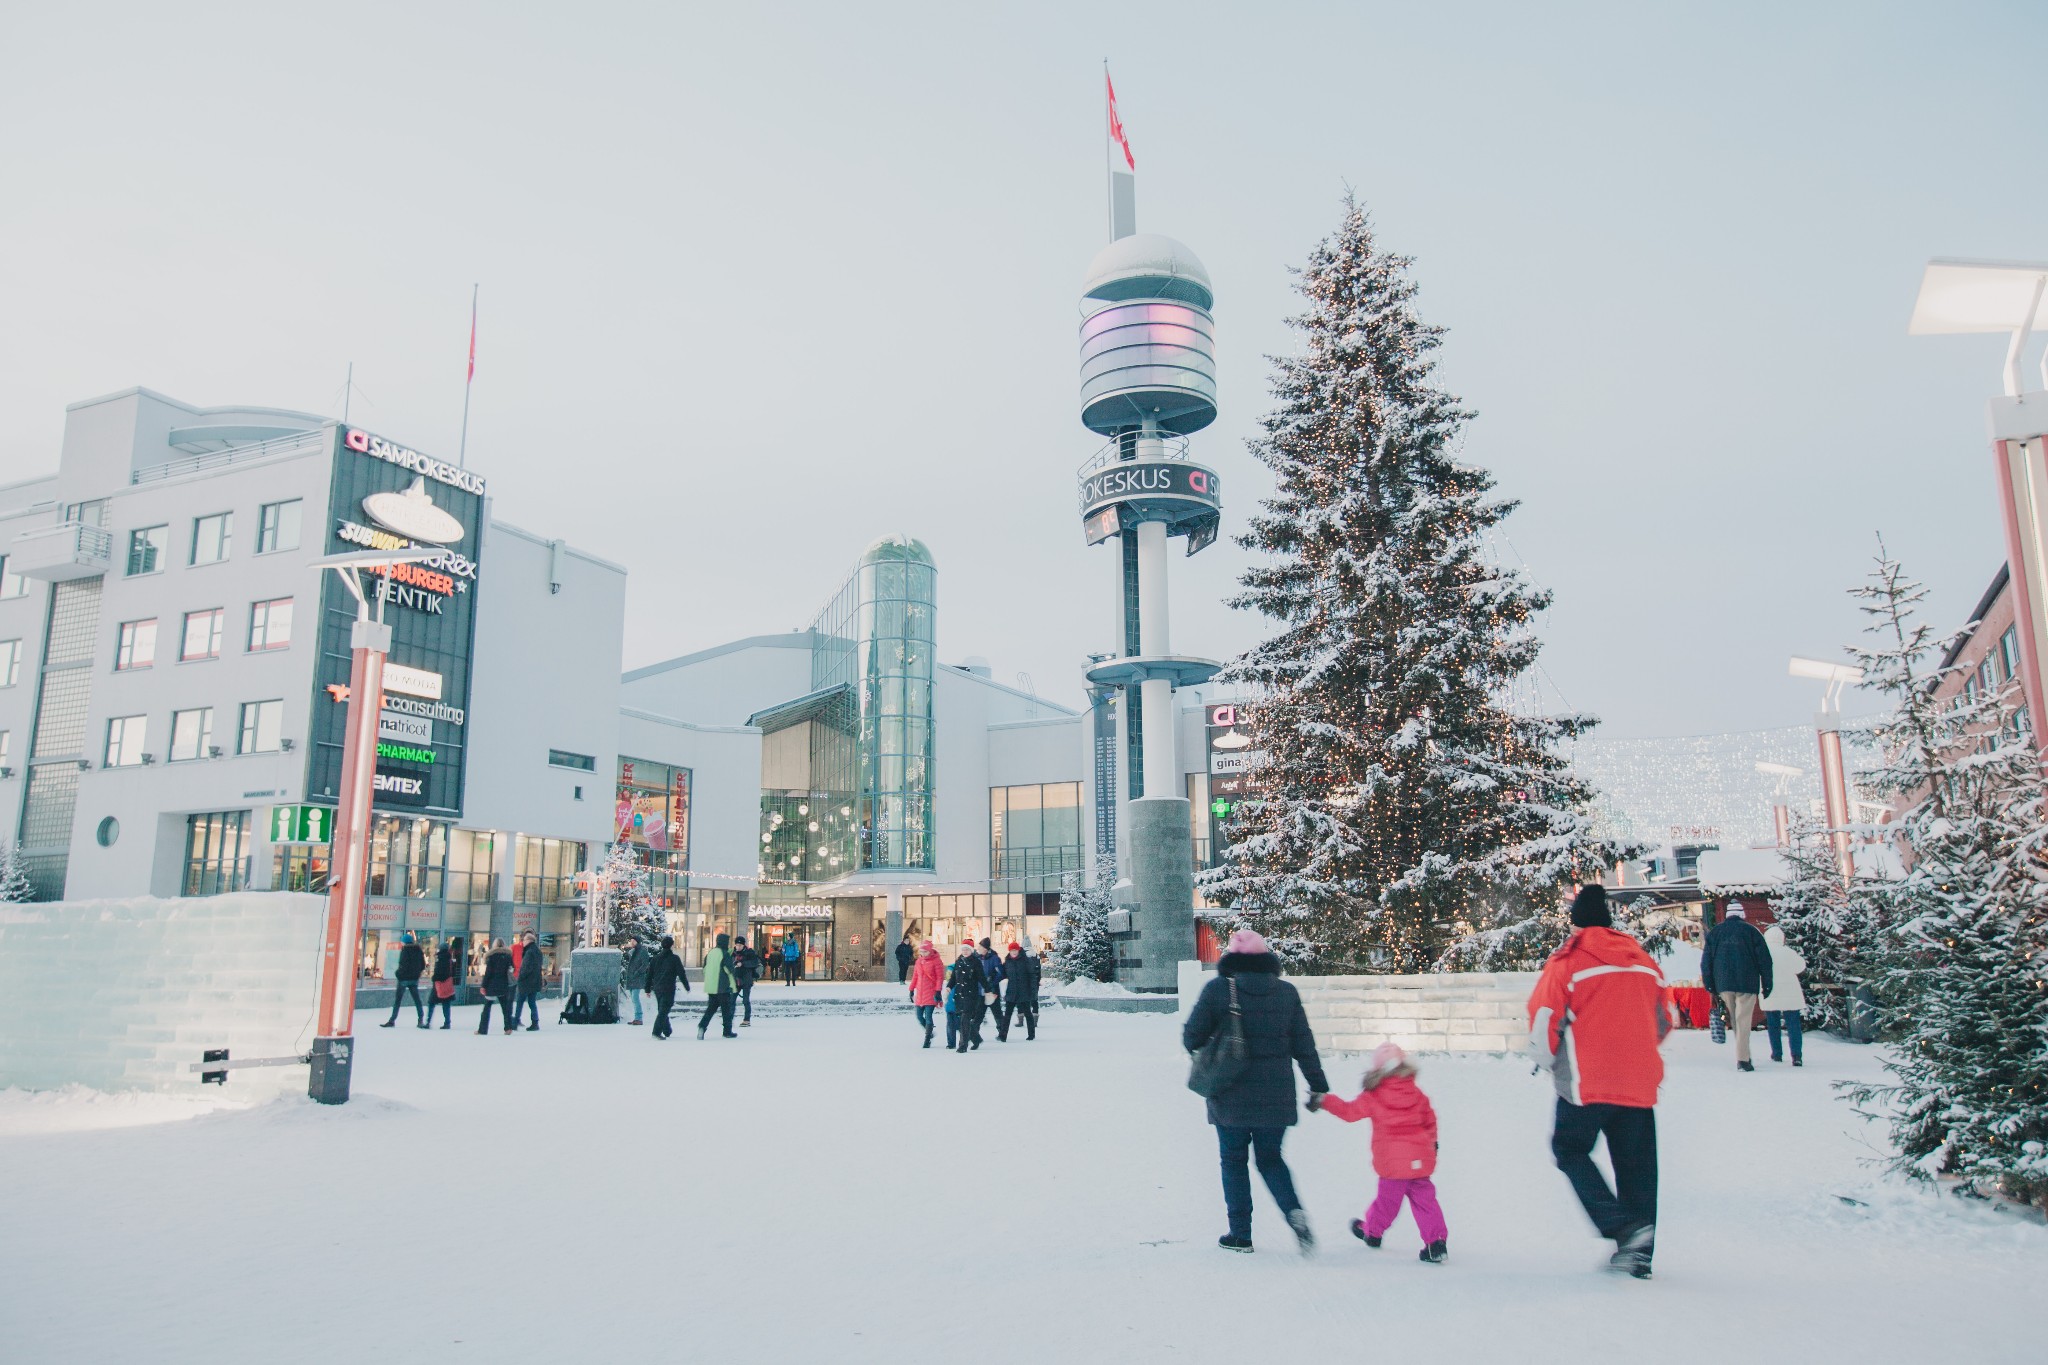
{"left": 309, "top": 616, "right": 390, "bottom": 1104}
{"left": 1816, "top": 720, "right": 1853, "bottom": 887}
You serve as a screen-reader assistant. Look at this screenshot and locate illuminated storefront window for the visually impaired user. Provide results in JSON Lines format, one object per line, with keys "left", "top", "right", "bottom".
{"left": 616, "top": 757, "right": 691, "bottom": 906}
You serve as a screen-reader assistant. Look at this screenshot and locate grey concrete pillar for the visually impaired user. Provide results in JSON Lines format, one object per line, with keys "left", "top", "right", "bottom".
{"left": 734, "top": 890, "right": 750, "bottom": 947}
{"left": 884, "top": 888, "right": 903, "bottom": 983}
{"left": 1123, "top": 796, "right": 1196, "bottom": 993}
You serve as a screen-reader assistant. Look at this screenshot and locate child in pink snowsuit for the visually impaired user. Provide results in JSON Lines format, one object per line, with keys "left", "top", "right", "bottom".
{"left": 1312, "top": 1042, "right": 1450, "bottom": 1262}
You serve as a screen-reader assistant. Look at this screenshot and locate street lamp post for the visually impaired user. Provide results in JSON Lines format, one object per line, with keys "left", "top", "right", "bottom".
{"left": 307, "top": 549, "right": 439, "bottom": 1105}
{"left": 1909, "top": 259, "right": 2048, "bottom": 764}
{"left": 1790, "top": 657, "right": 1864, "bottom": 886}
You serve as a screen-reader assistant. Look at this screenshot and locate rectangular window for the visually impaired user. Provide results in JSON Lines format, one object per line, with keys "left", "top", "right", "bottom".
{"left": 1978, "top": 657, "right": 1996, "bottom": 693}
{"left": 114, "top": 618, "right": 157, "bottom": 671}
{"left": 190, "top": 512, "right": 232, "bottom": 565}
{"left": 256, "top": 499, "right": 302, "bottom": 554}
{"left": 127, "top": 526, "right": 168, "bottom": 576}
{"left": 169, "top": 707, "right": 214, "bottom": 762}
{"left": 238, "top": 699, "right": 283, "bottom": 754}
{"left": 248, "top": 597, "right": 293, "bottom": 651}
{"left": 180, "top": 608, "right": 223, "bottom": 661}
{"left": 105, "top": 714, "right": 148, "bottom": 767}
{"left": 549, "top": 749, "right": 596, "bottom": 771}
{"left": 0, "top": 729, "right": 10, "bottom": 770}
{"left": 182, "top": 811, "right": 250, "bottom": 897}
{"left": 2001, "top": 626, "right": 2021, "bottom": 682}
{"left": 0, "top": 638, "right": 19, "bottom": 687}
{"left": 0, "top": 556, "right": 26, "bottom": 598}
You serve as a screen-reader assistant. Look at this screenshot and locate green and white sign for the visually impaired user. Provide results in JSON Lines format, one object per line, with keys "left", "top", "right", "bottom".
{"left": 269, "top": 804, "right": 334, "bottom": 845}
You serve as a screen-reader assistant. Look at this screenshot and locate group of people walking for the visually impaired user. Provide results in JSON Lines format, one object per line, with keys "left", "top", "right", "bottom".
{"left": 377, "top": 931, "right": 547, "bottom": 1035}
{"left": 1701, "top": 900, "right": 1808, "bottom": 1068}
{"left": 1182, "top": 883, "right": 1777, "bottom": 1281}
{"left": 905, "top": 936, "right": 1040, "bottom": 1051}
{"left": 618, "top": 932, "right": 769, "bottom": 1040}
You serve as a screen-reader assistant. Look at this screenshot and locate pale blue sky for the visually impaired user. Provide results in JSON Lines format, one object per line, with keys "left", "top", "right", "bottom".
{"left": 2, "top": 1, "right": 2041, "bottom": 737}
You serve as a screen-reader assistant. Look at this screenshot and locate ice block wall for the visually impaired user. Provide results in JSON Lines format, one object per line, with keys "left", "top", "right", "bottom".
{"left": 0, "top": 893, "right": 325, "bottom": 1095}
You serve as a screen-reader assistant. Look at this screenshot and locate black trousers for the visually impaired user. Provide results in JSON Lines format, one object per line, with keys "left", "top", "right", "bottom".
{"left": 897, "top": 959, "right": 911, "bottom": 983}
{"left": 429, "top": 991, "right": 452, "bottom": 1026}
{"left": 476, "top": 991, "right": 513, "bottom": 1034}
{"left": 954, "top": 1000, "right": 985, "bottom": 1051}
{"left": 386, "top": 979, "right": 423, "bottom": 1023}
{"left": 699, "top": 991, "right": 736, "bottom": 1036}
{"left": 737, "top": 982, "right": 754, "bottom": 1023}
{"left": 999, "top": 1000, "right": 1037, "bottom": 1039}
{"left": 1551, "top": 1099, "right": 1658, "bottom": 1246}
{"left": 782, "top": 960, "right": 800, "bottom": 985}
{"left": 651, "top": 988, "right": 677, "bottom": 1038}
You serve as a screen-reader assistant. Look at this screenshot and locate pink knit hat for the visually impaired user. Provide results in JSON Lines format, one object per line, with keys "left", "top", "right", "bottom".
{"left": 1369, "top": 1041, "right": 1409, "bottom": 1075}
{"left": 1225, "top": 928, "right": 1269, "bottom": 955}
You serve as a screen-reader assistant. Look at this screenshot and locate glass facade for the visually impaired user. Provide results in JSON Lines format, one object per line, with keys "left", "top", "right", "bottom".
{"left": 903, "top": 892, "right": 1061, "bottom": 959}
{"left": 18, "top": 577, "right": 102, "bottom": 898}
{"left": 990, "top": 781, "right": 1084, "bottom": 891}
{"left": 183, "top": 811, "right": 251, "bottom": 896}
{"left": 760, "top": 535, "right": 936, "bottom": 886}
{"left": 616, "top": 757, "right": 692, "bottom": 908}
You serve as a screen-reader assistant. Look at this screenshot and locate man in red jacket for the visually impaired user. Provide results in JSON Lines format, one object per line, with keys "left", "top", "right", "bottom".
{"left": 1527, "top": 884, "right": 1675, "bottom": 1280}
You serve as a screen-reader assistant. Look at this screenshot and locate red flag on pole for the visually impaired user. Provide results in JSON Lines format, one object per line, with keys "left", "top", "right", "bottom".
{"left": 1106, "top": 71, "right": 1134, "bottom": 171}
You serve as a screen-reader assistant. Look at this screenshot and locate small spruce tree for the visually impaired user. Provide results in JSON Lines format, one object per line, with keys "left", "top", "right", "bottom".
{"left": 1051, "top": 854, "right": 1118, "bottom": 984}
{"left": 0, "top": 841, "right": 32, "bottom": 903}
{"left": 1198, "top": 197, "right": 1633, "bottom": 973}
{"left": 588, "top": 843, "right": 665, "bottom": 947}
{"left": 1838, "top": 548, "right": 2048, "bottom": 1209}
{"left": 1768, "top": 814, "right": 1889, "bottom": 1035}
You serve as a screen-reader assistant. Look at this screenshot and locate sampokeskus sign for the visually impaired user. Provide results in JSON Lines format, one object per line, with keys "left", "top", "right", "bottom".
{"left": 1078, "top": 460, "right": 1220, "bottom": 518}
{"left": 342, "top": 427, "right": 486, "bottom": 496}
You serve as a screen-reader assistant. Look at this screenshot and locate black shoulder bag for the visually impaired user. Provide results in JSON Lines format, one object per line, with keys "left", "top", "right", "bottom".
{"left": 1187, "top": 978, "right": 1249, "bottom": 1097}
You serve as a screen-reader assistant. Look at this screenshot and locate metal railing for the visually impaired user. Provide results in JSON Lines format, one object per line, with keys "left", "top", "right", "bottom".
{"left": 1076, "top": 431, "right": 1191, "bottom": 479}
{"left": 131, "top": 428, "right": 330, "bottom": 485}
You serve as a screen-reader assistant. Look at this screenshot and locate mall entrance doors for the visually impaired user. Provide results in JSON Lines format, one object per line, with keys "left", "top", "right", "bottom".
{"left": 755, "top": 921, "right": 831, "bottom": 982}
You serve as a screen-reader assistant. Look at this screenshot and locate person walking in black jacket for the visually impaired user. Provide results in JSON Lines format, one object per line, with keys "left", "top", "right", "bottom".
{"left": 513, "top": 931, "right": 545, "bottom": 1031}
{"left": 428, "top": 942, "right": 456, "bottom": 1029}
{"left": 381, "top": 932, "right": 427, "bottom": 1028}
{"left": 997, "top": 942, "right": 1040, "bottom": 1041}
{"left": 732, "top": 937, "right": 763, "bottom": 1027}
{"left": 947, "top": 942, "right": 989, "bottom": 1052}
{"left": 1182, "top": 929, "right": 1329, "bottom": 1255}
{"left": 894, "top": 936, "right": 915, "bottom": 984}
{"left": 1702, "top": 902, "right": 1774, "bottom": 1071}
{"left": 646, "top": 936, "right": 689, "bottom": 1039}
{"left": 476, "top": 939, "right": 515, "bottom": 1035}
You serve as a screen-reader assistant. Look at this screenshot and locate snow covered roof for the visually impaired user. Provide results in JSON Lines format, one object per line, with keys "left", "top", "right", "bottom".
{"left": 1696, "top": 847, "right": 1789, "bottom": 893}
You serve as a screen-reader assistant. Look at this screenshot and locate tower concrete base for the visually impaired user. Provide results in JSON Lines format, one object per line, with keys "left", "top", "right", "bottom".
{"left": 1122, "top": 796, "right": 1196, "bottom": 992}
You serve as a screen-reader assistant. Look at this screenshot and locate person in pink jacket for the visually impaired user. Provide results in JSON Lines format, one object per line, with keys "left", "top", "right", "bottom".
{"left": 907, "top": 939, "right": 947, "bottom": 1049}
{"left": 1310, "top": 1042, "right": 1450, "bottom": 1263}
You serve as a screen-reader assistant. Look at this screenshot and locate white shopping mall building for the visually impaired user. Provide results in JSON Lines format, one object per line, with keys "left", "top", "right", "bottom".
{"left": 0, "top": 389, "right": 1234, "bottom": 994}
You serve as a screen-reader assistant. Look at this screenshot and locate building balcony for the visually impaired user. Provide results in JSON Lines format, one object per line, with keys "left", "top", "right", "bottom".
{"left": 7, "top": 520, "right": 113, "bottom": 581}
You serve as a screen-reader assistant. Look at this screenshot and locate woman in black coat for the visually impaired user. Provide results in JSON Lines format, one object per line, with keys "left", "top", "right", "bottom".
{"left": 1181, "top": 929, "right": 1329, "bottom": 1254}
{"left": 946, "top": 944, "right": 988, "bottom": 1053}
{"left": 428, "top": 943, "right": 456, "bottom": 1029}
{"left": 646, "top": 935, "right": 690, "bottom": 1040}
{"left": 476, "top": 940, "right": 515, "bottom": 1036}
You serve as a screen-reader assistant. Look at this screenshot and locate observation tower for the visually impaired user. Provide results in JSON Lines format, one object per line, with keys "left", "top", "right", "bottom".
{"left": 1075, "top": 220, "right": 1224, "bottom": 990}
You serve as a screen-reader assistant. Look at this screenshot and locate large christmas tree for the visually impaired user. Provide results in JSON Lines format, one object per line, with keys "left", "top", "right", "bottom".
{"left": 1839, "top": 551, "right": 2048, "bottom": 1208}
{"left": 1199, "top": 199, "right": 1630, "bottom": 974}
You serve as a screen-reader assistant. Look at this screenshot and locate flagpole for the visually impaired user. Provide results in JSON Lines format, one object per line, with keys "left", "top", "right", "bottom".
{"left": 457, "top": 283, "right": 477, "bottom": 469}
{"left": 1103, "top": 60, "right": 1113, "bottom": 242}
{"left": 342, "top": 361, "right": 353, "bottom": 424}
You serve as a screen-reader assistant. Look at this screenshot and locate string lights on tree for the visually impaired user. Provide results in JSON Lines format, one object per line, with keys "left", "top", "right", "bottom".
{"left": 1197, "top": 197, "right": 1635, "bottom": 974}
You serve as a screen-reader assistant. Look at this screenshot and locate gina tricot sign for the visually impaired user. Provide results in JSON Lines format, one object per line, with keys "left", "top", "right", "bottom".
{"left": 1078, "top": 461, "right": 1220, "bottom": 515}
{"left": 342, "top": 428, "right": 486, "bottom": 496}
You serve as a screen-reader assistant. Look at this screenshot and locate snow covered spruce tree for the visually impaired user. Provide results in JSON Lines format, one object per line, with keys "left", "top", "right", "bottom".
{"left": 1199, "top": 198, "right": 1632, "bottom": 974}
{"left": 0, "top": 841, "right": 32, "bottom": 903}
{"left": 1052, "top": 853, "right": 1118, "bottom": 983}
{"left": 1839, "top": 549, "right": 2048, "bottom": 1208}
{"left": 1769, "top": 813, "right": 1889, "bottom": 1035}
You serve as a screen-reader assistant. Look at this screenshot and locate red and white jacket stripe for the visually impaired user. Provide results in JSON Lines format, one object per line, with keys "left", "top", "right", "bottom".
{"left": 1526, "top": 926, "right": 1675, "bottom": 1109}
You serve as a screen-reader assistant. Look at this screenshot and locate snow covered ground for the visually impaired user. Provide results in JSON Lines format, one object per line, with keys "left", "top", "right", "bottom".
{"left": 1, "top": 1007, "right": 2040, "bottom": 1363}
